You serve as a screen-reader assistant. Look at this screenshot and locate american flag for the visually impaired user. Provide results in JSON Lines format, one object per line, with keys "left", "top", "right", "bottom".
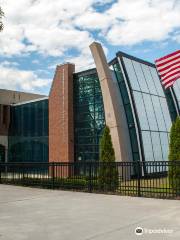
{"left": 155, "top": 50, "right": 180, "bottom": 89}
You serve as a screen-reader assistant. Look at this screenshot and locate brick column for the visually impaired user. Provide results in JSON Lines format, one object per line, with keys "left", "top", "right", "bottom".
{"left": 49, "top": 63, "right": 75, "bottom": 168}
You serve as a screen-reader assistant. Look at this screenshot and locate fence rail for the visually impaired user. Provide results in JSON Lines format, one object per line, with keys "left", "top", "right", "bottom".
{"left": 0, "top": 161, "right": 180, "bottom": 199}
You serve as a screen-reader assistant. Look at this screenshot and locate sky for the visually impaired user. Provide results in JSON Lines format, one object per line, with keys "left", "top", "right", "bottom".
{"left": 0, "top": 0, "right": 180, "bottom": 96}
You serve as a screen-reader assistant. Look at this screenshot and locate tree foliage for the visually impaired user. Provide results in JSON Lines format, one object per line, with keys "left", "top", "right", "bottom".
{"left": 98, "top": 126, "right": 119, "bottom": 191}
{"left": 0, "top": 7, "right": 4, "bottom": 31}
{"left": 169, "top": 117, "right": 180, "bottom": 195}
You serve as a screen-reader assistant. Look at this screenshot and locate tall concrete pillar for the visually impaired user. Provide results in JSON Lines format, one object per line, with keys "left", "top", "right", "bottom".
{"left": 49, "top": 63, "right": 75, "bottom": 164}
{"left": 90, "top": 42, "right": 132, "bottom": 162}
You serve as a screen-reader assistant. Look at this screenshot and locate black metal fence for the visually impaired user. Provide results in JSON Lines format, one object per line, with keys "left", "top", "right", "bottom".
{"left": 0, "top": 161, "right": 180, "bottom": 199}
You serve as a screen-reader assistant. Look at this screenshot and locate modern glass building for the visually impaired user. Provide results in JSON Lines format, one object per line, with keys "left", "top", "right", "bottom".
{"left": 112, "top": 53, "right": 173, "bottom": 163}
{"left": 0, "top": 42, "right": 179, "bottom": 168}
{"left": 8, "top": 98, "right": 48, "bottom": 162}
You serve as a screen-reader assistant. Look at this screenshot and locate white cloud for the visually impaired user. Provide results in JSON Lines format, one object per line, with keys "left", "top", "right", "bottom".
{"left": 74, "top": 10, "right": 113, "bottom": 31}
{"left": 0, "top": 62, "right": 50, "bottom": 93}
{"left": 173, "top": 33, "right": 180, "bottom": 43}
{"left": 0, "top": 0, "right": 99, "bottom": 57}
{"left": 1, "top": 0, "right": 179, "bottom": 58}
{"left": 74, "top": 0, "right": 180, "bottom": 46}
{"left": 107, "top": 0, "right": 180, "bottom": 45}
{"left": 68, "top": 52, "right": 95, "bottom": 72}
{"left": 0, "top": 0, "right": 180, "bottom": 91}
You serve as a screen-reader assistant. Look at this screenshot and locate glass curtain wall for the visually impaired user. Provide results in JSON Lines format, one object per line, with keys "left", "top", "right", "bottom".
{"left": 8, "top": 99, "right": 48, "bottom": 162}
{"left": 112, "top": 61, "right": 140, "bottom": 163}
{"left": 73, "top": 69, "right": 105, "bottom": 162}
{"left": 164, "top": 88, "right": 178, "bottom": 122}
{"left": 120, "top": 56, "right": 172, "bottom": 166}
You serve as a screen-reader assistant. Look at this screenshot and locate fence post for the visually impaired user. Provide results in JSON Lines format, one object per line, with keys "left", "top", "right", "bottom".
{"left": 88, "top": 162, "right": 92, "bottom": 193}
{"left": 137, "top": 161, "right": 141, "bottom": 197}
{"left": 52, "top": 162, "right": 55, "bottom": 189}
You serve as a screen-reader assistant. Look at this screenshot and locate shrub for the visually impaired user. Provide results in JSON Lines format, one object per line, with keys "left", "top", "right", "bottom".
{"left": 98, "top": 126, "right": 119, "bottom": 191}
{"left": 169, "top": 117, "right": 180, "bottom": 195}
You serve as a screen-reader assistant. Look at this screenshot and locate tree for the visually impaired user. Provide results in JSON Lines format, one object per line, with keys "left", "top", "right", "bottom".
{"left": 169, "top": 117, "right": 180, "bottom": 195}
{"left": 98, "top": 126, "right": 119, "bottom": 191}
{"left": 0, "top": 7, "right": 4, "bottom": 31}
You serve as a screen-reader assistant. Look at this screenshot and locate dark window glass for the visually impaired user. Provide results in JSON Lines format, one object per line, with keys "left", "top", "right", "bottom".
{"left": 113, "top": 62, "right": 140, "bottom": 162}
{"left": 73, "top": 71, "right": 105, "bottom": 162}
{"left": 8, "top": 99, "right": 48, "bottom": 163}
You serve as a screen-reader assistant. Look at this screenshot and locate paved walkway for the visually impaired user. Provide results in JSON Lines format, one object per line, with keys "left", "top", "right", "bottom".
{"left": 0, "top": 184, "right": 180, "bottom": 240}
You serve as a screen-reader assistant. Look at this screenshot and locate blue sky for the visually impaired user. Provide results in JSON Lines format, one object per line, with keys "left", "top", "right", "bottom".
{"left": 0, "top": 0, "right": 180, "bottom": 95}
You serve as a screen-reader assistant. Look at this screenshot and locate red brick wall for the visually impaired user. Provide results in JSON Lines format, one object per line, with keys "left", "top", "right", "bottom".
{"left": 49, "top": 63, "right": 75, "bottom": 164}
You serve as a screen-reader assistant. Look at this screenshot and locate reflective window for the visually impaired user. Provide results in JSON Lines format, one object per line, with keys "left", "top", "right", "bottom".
{"left": 159, "top": 98, "right": 172, "bottom": 131}
{"left": 132, "top": 61, "right": 149, "bottom": 93}
{"left": 142, "top": 93, "right": 158, "bottom": 131}
{"left": 149, "top": 67, "right": 164, "bottom": 96}
{"left": 74, "top": 70, "right": 105, "bottom": 161}
{"left": 8, "top": 99, "right": 48, "bottom": 163}
{"left": 133, "top": 91, "right": 149, "bottom": 130}
{"left": 123, "top": 57, "right": 140, "bottom": 91}
{"left": 160, "top": 132, "right": 169, "bottom": 161}
{"left": 164, "top": 88, "right": 178, "bottom": 121}
{"left": 151, "top": 96, "right": 167, "bottom": 131}
{"left": 122, "top": 56, "right": 172, "bottom": 163}
{"left": 113, "top": 62, "right": 140, "bottom": 162}
{"left": 141, "top": 64, "right": 157, "bottom": 95}
{"left": 142, "top": 131, "right": 154, "bottom": 161}
{"left": 151, "top": 132, "right": 163, "bottom": 161}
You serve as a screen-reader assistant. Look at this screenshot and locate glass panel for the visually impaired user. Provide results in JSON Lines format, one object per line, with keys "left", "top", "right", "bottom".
{"left": 132, "top": 61, "right": 149, "bottom": 93}
{"left": 151, "top": 132, "right": 163, "bottom": 161}
{"left": 141, "top": 64, "right": 157, "bottom": 95}
{"left": 142, "top": 131, "right": 154, "bottom": 161}
{"left": 149, "top": 67, "right": 164, "bottom": 96}
{"left": 142, "top": 93, "right": 158, "bottom": 131}
{"left": 74, "top": 71, "right": 105, "bottom": 162}
{"left": 113, "top": 61, "right": 140, "bottom": 163}
{"left": 118, "top": 56, "right": 172, "bottom": 166}
{"left": 160, "top": 132, "right": 169, "bottom": 161}
{"left": 151, "top": 96, "right": 167, "bottom": 131}
{"left": 8, "top": 99, "right": 49, "bottom": 163}
{"left": 133, "top": 91, "right": 149, "bottom": 130}
{"left": 164, "top": 88, "right": 178, "bottom": 122}
{"left": 159, "top": 97, "right": 172, "bottom": 132}
{"left": 129, "top": 128, "right": 139, "bottom": 153}
{"left": 122, "top": 57, "right": 141, "bottom": 91}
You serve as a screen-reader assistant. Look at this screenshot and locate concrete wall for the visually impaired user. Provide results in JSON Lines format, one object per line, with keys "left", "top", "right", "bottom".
{"left": 90, "top": 42, "right": 133, "bottom": 162}
{"left": 0, "top": 89, "right": 46, "bottom": 105}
